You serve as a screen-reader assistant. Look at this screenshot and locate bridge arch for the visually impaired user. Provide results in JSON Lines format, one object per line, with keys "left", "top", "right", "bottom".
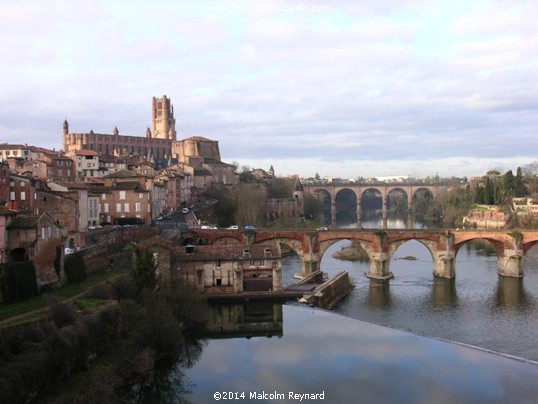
{"left": 454, "top": 237, "right": 503, "bottom": 259}
{"left": 318, "top": 237, "right": 372, "bottom": 263}
{"left": 387, "top": 238, "right": 436, "bottom": 263}
{"left": 335, "top": 188, "right": 358, "bottom": 223}
{"left": 386, "top": 188, "right": 409, "bottom": 212}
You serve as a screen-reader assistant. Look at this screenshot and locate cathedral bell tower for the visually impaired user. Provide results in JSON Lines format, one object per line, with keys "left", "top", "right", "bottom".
{"left": 151, "top": 95, "right": 177, "bottom": 140}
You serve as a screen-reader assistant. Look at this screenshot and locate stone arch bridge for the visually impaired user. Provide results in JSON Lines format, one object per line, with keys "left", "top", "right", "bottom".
{"left": 303, "top": 183, "right": 449, "bottom": 225}
{"left": 181, "top": 228, "right": 538, "bottom": 281}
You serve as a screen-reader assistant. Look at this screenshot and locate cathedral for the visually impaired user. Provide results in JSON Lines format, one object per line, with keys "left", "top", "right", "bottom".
{"left": 62, "top": 95, "right": 177, "bottom": 160}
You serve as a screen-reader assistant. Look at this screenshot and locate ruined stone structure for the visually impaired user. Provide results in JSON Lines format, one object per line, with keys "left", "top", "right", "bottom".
{"left": 62, "top": 95, "right": 177, "bottom": 159}
{"left": 184, "top": 228, "right": 538, "bottom": 282}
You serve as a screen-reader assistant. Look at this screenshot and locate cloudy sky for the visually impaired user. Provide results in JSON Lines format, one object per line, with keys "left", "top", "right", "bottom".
{"left": 1, "top": 0, "right": 537, "bottom": 179}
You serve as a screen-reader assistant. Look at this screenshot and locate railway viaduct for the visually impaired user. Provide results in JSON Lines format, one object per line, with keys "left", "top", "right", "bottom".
{"left": 303, "top": 183, "right": 449, "bottom": 225}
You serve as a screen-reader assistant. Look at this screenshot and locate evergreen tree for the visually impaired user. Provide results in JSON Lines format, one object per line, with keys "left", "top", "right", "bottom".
{"left": 131, "top": 245, "right": 160, "bottom": 294}
{"left": 514, "top": 167, "right": 528, "bottom": 197}
{"left": 503, "top": 170, "right": 515, "bottom": 198}
{"left": 484, "top": 177, "right": 494, "bottom": 204}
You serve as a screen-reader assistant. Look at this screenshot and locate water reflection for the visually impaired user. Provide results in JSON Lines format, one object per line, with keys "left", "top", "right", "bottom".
{"left": 430, "top": 277, "right": 458, "bottom": 308}
{"left": 205, "top": 302, "right": 283, "bottom": 339}
{"left": 367, "top": 281, "right": 392, "bottom": 309}
{"left": 128, "top": 335, "right": 206, "bottom": 403}
{"left": 495, "top": 276, "right": 533, "bottom": 311}
{"left": 182, "top": 305, "right": 538, "bottom": 403}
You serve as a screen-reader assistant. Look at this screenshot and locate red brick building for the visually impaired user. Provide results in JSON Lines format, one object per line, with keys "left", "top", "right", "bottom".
{"left": 7, "top": 174, "right": 36, "bottom": 213}
{"left": 0, "top": 162, "right": 9, "bottom": 206}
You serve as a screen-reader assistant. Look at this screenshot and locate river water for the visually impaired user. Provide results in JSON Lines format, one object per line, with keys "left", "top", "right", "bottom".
{"left": 144, "top": 213, "right": 538, "bottom": 402}
{"left": 282, "top": 213, "right": 538, "bottom": 362}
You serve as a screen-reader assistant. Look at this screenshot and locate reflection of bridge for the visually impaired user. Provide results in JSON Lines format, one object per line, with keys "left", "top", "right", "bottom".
{"left": 303, "top": 183, "right": 449, "bottom": 225}
{"left": 183, "top": 229, "right": 538, "bottom": 281}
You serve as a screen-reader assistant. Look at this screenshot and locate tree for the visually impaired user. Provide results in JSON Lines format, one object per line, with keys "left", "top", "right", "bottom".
{"left": 514, "top": 167, "right": 528, "bottom": 197}
{"left": 502, "top": 170, "right": 515, "bottom": 199}
{"left": 233, "top": 183, "right": 264, "bottom": 226}
{"left": 131, "top": 245, "right": 160, "bottom": 293}
{"left": 523, "top": 161, "right": 538, "bottom": 195}
{"left": 303, "top": 193, "right": 322, "bottom": 221}
{"left": 267, "top": 178, "right": 293, "bottom": 198}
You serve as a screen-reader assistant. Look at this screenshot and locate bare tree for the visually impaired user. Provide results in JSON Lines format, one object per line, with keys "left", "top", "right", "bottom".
{"left": 234, "top": 183, "right": 264, "bottom": 226}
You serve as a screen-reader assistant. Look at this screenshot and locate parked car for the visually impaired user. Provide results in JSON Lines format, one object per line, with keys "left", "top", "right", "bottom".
{"left": 227, "top": 225, "right": 239, "bottom": 230}
{"left": 316, "top": 227, "right": 328, "bottom": 231}
{"left": 244, "top": 225, "right": 257, "bottom": 230}
{"left": 64, "top": 247, "right": 75, "bottom": 255}
{"left": 181, "top": 208, "right": 189, "bottom": 214}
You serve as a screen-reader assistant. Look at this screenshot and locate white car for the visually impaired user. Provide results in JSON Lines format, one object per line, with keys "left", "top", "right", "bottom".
{"left": 227, "top": 225, "right": 239, "bottom": 230}
{"left": 182, "top": 208, "right": 189, "bottom": 214}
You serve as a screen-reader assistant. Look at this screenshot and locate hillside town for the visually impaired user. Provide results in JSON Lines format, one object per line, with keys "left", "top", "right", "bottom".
{"left": 1, "top": 96, "right": 537, "bottom": 296}
{"left": 0, "top": 96, "right": 309, "bottom": 287}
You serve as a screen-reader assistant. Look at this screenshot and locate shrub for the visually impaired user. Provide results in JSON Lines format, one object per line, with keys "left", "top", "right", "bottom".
{"left": 64, "top": 252, "right": 87, "bottom": 284}
{"left": 50, "top": 300, "right": 78, "bottom": 328}
{"left": 86, "top": 282, "right": 116, "bottom": 300}
{"left": 0, "top": 262, "right": 38, "bottom": 303}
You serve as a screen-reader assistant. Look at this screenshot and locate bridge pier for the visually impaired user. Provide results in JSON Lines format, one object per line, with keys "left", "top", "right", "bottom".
{"left": 433, "top": 252, "right": 455, "bottom": 278}
{"left": 365, "top": 252, "right": 394, "bottom": 281}
{"left": 297, "top": 259, "right": 320, "bottom": 279}
{"left": 382, "top": 198, "right": 388, "bottom": 229}
{"left": 498, "top": 249, "right": 524, "bottom": 277}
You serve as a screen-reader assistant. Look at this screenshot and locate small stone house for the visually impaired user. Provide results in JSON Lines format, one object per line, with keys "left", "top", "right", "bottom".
{"left": 175, "top": 244, "right": 282, "bottom": 294}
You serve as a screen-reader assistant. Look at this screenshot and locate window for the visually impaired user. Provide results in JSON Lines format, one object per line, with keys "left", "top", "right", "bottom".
{"left": 124, "top": 203, "right": 129, "bottom": 212}
{"left": 48, "top": 226, "right": 52, "bottom": 239}
{"left": 139, "top": 193, "right": 143, "bottom": 199}
{"left": 10, "top": 192, "right": 15, "bottom": 200}
{"left": 20, "top": 181, "right": 25, "bottom": 187}
{"left": 102, "top": 193, "right": 106, "bottom": 200}
{"left": 20, "top": 191, "right": 26, "bottom": 200}
{"left": 116, "top": 203, "right": 121, "bottom": 212}
{"left": 41, "top": 227, "right": 46, "bottom": 240}
{"left": 119, "top": 191, "right": 126, "bottom": 200}
{"left": 135, "top": 203, "right": 141, "bottom": 212}
{"left": 104, "top": 203, "right": 109, "bottom": 213}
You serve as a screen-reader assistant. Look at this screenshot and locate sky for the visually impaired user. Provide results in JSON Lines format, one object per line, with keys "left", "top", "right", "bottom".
{"left": 1, "top": 0, "right": 537, "bottom": 179}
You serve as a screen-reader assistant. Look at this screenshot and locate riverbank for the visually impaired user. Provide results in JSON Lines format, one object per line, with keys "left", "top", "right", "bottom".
{"left": 0, "top": 279, "right": 208, "bottom": 403}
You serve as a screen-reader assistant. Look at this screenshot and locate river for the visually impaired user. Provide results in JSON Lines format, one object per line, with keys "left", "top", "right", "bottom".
{"left": 282, "top": 212, "right": 538, "bottom": 362}
{"left": 141, "top": 213, "right": 538, "bottom": 402}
